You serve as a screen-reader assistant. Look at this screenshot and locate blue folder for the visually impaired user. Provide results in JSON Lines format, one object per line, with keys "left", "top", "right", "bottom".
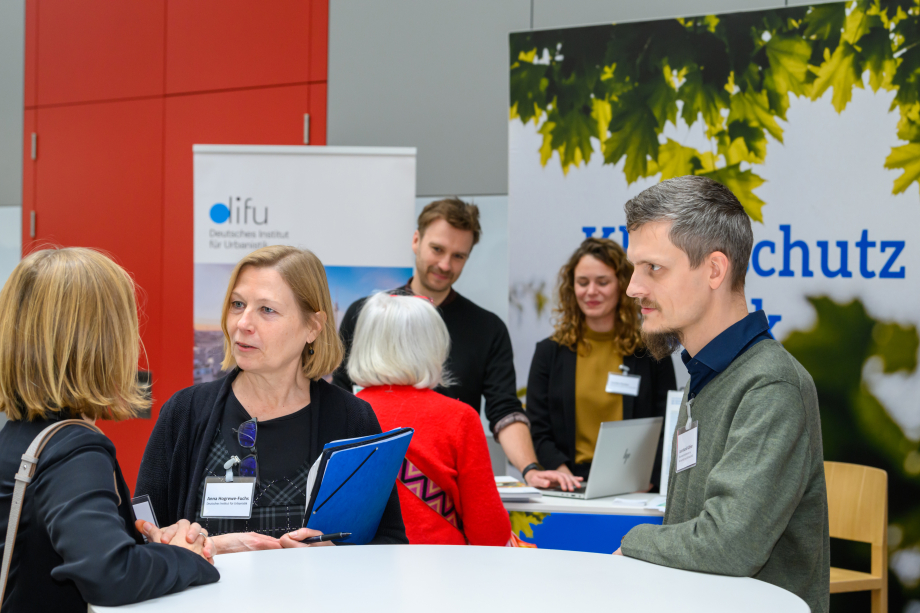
{"left": 302, "top": 427, "right": 413, "bottom": 544}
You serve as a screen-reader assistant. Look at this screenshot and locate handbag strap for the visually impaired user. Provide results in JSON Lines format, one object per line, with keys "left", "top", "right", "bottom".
{"left": 397, "top": 457, "right": 464, "bottom": 535}
{"left": 0, "top": 419, "right": 103, "bottom": 605}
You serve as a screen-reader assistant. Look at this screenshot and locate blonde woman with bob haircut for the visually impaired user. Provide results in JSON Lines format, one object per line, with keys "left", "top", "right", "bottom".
{"left": 136, "top": 246, "right": 407, "bottom": 554}
{"left": 527, "top": 238, "right": 676, "bottom": 487}
{"left": 350, "top": 293, "right": 511, "bottom": 546}
{"left": 0, "top": 248, "right": 218, "bottom": 613}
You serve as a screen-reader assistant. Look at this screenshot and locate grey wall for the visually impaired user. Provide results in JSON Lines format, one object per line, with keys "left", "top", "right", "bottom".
{"left": 328, "top": 0, "right": 796, "bottom": 199}
{"left": 1, "top": 0, "right": 24, "bottom": 209}
{"left": 0, "top": 0, "right": 24, "bottom": 431}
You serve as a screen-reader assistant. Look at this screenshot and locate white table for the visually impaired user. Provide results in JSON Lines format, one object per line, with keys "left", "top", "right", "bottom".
{"left": 89, "top": 545, "right": 808, "bottom": 613}
{"left": 503, "top": 491, "right": 665, "bottom": 516}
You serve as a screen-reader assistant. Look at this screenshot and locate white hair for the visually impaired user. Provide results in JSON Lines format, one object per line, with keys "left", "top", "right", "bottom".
{"left": 347, "top": 292, "right": 453, "bottom": 389}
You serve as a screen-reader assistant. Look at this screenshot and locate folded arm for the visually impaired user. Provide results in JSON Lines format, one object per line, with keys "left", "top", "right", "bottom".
{"left": 37, "top": 445, "right": 219, "bottom": 606}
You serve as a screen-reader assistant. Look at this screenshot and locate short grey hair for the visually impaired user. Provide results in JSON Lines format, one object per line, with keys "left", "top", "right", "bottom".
{"left": 624, "top": 175, "right": 753, "bottom": 291}
{"left": 347, "top": 292, "right": 452, "bottom": 389}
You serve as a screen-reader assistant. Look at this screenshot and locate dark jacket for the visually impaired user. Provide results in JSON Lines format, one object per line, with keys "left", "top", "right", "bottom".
{"left": 135, "top": 369, "right": 408, "bottom": 544}
{"left": 0, "top": 415, "right": 219, "bottom": 613}
{"left": 527, "top": 338, "right": 677, "bottom": 486}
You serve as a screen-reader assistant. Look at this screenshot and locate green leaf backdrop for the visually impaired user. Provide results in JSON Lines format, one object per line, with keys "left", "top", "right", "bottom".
{"left": 510, "top": 3, "right": 920, "bottom": 610}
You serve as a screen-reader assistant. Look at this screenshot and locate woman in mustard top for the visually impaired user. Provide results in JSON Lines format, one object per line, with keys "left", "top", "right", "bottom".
{"left": 527, "top": 238, "right": 676, "bottom": 484}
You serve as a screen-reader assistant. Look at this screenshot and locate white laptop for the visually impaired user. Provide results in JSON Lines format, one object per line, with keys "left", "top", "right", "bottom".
{"left": 541, "top": 417, "right": 663, "bottom": 500}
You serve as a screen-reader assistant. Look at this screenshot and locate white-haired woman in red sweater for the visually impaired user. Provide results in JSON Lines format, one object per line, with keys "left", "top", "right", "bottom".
{"left": 348, "top": 292, "right": 511, "bottom": 546}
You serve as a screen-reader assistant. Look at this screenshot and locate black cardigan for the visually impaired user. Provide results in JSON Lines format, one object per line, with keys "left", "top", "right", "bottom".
{"left": 0, "top": 415, "right": 218, "bottom": 613}
{"left": 526, "top": 338, "right": 677, "bottom": 486}
{"left": 135, "top": 370, "right": 408, "bottom": 544}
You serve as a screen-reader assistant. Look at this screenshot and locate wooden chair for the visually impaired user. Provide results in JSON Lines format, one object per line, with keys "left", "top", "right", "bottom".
{"left": 825, "top": 461, "right": 888, "bottom": 612}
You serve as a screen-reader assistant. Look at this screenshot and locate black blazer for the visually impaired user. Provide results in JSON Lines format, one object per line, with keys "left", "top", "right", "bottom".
{"left": 526, "top": 338, "right": 677, "bottom": 487}
{"left": 0, "top": 415, "right": 218, "bottom": 613}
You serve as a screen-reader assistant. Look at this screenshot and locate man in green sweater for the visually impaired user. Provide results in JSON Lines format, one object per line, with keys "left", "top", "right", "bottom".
{"left": 614, "top": 176, "right": 830, "bottom": 613}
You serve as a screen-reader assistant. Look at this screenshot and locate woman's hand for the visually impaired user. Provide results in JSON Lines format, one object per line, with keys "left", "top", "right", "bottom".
{"left": 279, "top": 528, "right": 335, "bottom": 548}
{"left": 135, "top": 519, "right": 213, "bottom": 563}
{"left": 208, "top": 532, "right": 283, "bottom": 555}
{"left": 524, "top": 468, "right": 583, "bottom": 492}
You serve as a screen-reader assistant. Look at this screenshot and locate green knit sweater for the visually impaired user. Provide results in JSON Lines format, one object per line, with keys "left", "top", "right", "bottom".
{"left": 621, "top": 340, "right": 830, "bottom": 613}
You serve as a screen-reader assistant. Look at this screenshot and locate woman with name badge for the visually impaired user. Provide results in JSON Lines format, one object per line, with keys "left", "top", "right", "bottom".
{"left": 135, "top": 246, "right": 407, "bottom": 553}
{"left": 527, "top": 238, "right": 676, "bottom": 486}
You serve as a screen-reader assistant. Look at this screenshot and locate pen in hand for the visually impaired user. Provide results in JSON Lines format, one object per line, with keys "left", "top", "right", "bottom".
{"left": 301, "top": 532, "right": 351, "bottom": 544}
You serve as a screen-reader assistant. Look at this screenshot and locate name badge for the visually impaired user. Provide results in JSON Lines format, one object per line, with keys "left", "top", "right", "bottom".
{"left": 675, "top": 421, "right": 698, "bottom": 473}
{"left": 200, "top": 477, "right": 256, "bottom": 519}
{"left": 605, "top": 372, "right": 641, "bottom": 396}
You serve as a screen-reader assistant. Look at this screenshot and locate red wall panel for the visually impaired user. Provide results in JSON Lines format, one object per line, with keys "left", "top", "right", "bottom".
{"left": 165, "top": 0, "right": 313, "bottom": 94}
{"left": 30, "top": 99, "right": 165, "bottom": 486}
{"left": 309, "top": 83, "right": 327, "bottom": 146}
{"left": 36, "top": 0, "right": 165, "bottom": 106}
{"left": 24, "top": 2, "right": 328, "bottom": 495}
{"left": 24, "top": 0, "right": 37, "bottom": 108}
{"left": 310, "top": 0, "right": 329, "bottom": 82}
{"left": 160, "top": 86, "right": 310, "bottom": 407}
{"left": 21, "top": 111, "right": 36, "bottom": 247}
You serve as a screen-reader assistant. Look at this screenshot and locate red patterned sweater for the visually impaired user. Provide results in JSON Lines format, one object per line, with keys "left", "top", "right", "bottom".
{"left": 358, "top": 385, "right": 511, "bottom": 546}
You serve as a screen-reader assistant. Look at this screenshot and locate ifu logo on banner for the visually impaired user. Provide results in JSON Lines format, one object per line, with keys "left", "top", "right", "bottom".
{"left": 210, "top": 196, "right": 268, "bottom": 225}
{"left": 207, "top": 195, "right": 291, "bottom": 251}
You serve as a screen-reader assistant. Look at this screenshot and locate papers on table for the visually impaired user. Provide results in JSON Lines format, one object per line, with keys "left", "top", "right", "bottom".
{"left": 645, "top": 495, "right": 666, "bottom": 510}
{"left": 495, "top": 476, "right": 543, "bottom": 502}
{"left": 610, "top": 495, "right": 667, "bottom": 510}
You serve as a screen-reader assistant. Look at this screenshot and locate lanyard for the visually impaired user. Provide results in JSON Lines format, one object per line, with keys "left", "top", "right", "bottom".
{"left": 685, "top": 394, "right": 695, "bottom": 430}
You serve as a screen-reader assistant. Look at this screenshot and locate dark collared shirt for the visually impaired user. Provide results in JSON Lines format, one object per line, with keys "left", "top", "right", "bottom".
{"left": 681, "top": 310, "right": 774, "bottom": 399}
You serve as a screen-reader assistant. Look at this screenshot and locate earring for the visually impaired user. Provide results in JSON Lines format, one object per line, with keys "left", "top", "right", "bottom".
{"left": 308, "top": 344, "right": 315, "bottom": 356}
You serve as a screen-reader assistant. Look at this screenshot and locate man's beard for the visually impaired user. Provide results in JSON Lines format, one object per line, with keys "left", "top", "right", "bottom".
{"left": 415, "top": 257, "right": 453, "bottom": 293}
{"left": 637, "top": 298, "right": 683, "bottom": 360}
{"left": 641, "top": 328, "right": 683, "bottom": 361}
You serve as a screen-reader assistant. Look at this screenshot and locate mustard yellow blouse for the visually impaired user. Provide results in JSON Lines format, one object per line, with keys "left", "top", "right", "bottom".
{"left": 574, "top": 327, "right": 624, "bottom": 464}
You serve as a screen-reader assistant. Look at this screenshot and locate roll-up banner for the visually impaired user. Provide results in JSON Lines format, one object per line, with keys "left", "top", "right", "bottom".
{"left": 193, "top": 145, "right": 416, "bottom": 384}
{"left": 509, "top": 5, "right": 919, "bottom": 607}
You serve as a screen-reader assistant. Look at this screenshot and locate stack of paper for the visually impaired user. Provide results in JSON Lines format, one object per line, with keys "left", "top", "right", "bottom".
{"left": 495, "top": 476, "right": 542, "bottom": 502}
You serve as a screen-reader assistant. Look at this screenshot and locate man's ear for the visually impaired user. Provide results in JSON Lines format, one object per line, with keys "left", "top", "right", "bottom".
{"left": 708, "top": 251, "right": 730, "bottom": 291}
{"left": 411, "top": 230, "right": 421, "bottom": 256}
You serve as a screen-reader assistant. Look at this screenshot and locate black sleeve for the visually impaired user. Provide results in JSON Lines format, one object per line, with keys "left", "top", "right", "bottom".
{"left": 526, "top": 340, "right": 569, "bottom": 471}
{"left": 135, "top": 390, "right": 188, "bottom": 527}
{"left": 647, "top": 355, "right": 677, "bottom": 492}
{"left": 651, "top": 354, "right": 677, "bottom": 419}
{"left": 481, "top": 319, "right": 525, "bottom": 433}
{"left": 345, "top": 397, "right": 409, "bottom": 545}
{"left": 35, "top": 441, "right": 219, "bottom": 606}
{"left": 332, "top": 300, "right": 362, "bottom": 392}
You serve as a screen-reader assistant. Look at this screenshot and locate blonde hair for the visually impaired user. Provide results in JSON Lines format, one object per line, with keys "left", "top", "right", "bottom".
{"left": 220, "top": 245, "right": 343, "bottom": 379}
{"left": 347, "top": 293, "right": 452, "bottom": 389}
{"left": 0, "top": 247, "right": 149, "bottom": 421}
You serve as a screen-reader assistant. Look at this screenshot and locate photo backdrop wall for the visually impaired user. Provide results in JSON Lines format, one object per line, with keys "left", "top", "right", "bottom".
{"left": 508, "top": 4, "right": 920, "bottom": 609}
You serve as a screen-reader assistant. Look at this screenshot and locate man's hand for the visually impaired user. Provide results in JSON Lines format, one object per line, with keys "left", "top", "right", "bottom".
{"left": 524, "top": 468, "right": 583, "bottom": 491}
{"left": 279, "top": 528, "right": 335, "bottom": 548}
{"left": 497, "top": 422, "right": 583, "bottom": 491}
{"left": 613, "top": 547, "right": 623, "bottom": 556}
